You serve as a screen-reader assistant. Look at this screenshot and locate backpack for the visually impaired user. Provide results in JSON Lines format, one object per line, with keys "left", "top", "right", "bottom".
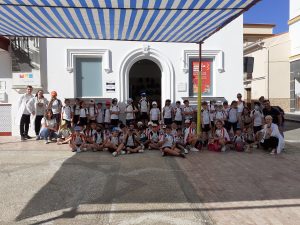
{"left": 272, "top": 106, "right": 285, "bottom": 122}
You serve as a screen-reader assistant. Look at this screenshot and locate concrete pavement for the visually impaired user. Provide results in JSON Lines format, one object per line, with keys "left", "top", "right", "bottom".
{"left": 0, "top": 125, "right": 300, "bottom": 225}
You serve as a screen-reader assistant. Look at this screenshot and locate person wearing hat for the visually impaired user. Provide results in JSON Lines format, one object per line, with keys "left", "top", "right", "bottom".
{"left": 150, "top": 101, "right": 160, "bottom": 125}
{"left": 125, "top": 98, "right": 138, "bottom": 126}
{"left": 162, "top": 99, "right": 173, "bottom": 125}
{"left": 110, "top": 98, "right": 120, "bottom": 127}
{"left": 138, "top": 92, "right": 150, "bottom": 124}
{"left": 48, "top": 91, "right": 62, "bottom": 125}
{"left": 148, "top": 123, "right": 160, "bottom": 150}
{"left": 16, "top": 85, "right": 34, "bottom": 141}
{"left": 104, "top": 100, "right": 111, "bottom": 129}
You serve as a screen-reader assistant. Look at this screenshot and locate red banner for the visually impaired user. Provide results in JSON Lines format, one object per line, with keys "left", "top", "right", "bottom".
{"left": 192, "top": 61, "right": 211, "bottom": 95}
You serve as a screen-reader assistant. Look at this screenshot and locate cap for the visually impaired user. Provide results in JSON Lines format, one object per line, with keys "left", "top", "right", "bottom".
{"left": 74, "top": 126, "right": 81, "bottom": 131}
{"left": 184, "top": 119, "right": 191, "bottom": 124}
{"left": 112, "top": 127, "right": 120, "bottom": 132}
{"left": 152, "top": 123, "right": 158, "bottom": 127}
{"left": 162, "top": 125, "right": 167, "bottom": 129}
{"left": 141, "top": 92, "right": 146, "bottom": 97}
{"left": 137, "top": 121, "right": 143, "bottom": 127}
{"left": 127, "top": 98, "right": 133, "bottom": 103}
{"left": 51, "top": 91, "right": 57, "bottom": 97}
{"left": 106, "top": 100, "right": 111, "bottom": 105}
{"left": 147, "top": 121, "right": 153, "bottom": 126}
{"left": 152, "top": 101, "right": 157, "bottom": 105}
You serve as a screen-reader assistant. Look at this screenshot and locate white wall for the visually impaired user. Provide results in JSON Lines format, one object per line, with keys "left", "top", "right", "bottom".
{"left": 290, "top": 0, "right": 300, "bottom": 19}
{"left": 290, "top": 0, "right": 300, "bottom": 57}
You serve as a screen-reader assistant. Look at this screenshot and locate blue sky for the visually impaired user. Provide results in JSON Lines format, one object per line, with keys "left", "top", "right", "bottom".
{"left": 244, "top": 0, "right": 289, "bottom": 34}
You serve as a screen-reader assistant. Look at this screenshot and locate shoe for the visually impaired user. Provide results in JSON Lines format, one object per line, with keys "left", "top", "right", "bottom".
{"left": 120, "top": 150, "right": 126, "bottom": 155}
{"left": 184, "top": 148, "right": 189, "bottom": 154}
{"left": 138, "top": 149, "right": 144, "bottom": 153}
{"left": 76, "top": 147, "right": 81, "bottom": 153}
{"left": 221, "top": 146, "right": 227, "bottom": 152}
{"left": 25, "top": 135, "right": 32, "bottom": 139}
{"left": 190, "top": 147, "right": 199, "bottom": 152}
{"left": 179, "top": 153, "right": 186, "bottom": 158}
{"left": 270, "top": 149, "right": 275, "bottom": 155}
{"left": 141, "top": 144, "right": 145, "bottom": 150}
{"left": 112, "top": 151, "right": 118, "bottom": 157}
{"left": 103, "top": 148, "right": 109, "bottom": 151}
{"left": 45, "top": 140, "right": 50, "bottom": 144}
{"left": 148, "top": 146, "right": 152, "bottom": 150}
{"left": 21, "top": 136, "right": 26, "bottom": 141}
{"left": 35, "top": 136, "right": 40, "bottom": 140}
{"left": 72, "top": 149, "right": 76, "bottom": 152}
{"left": 161, "top": 151, "right": 165, "bottom": 157}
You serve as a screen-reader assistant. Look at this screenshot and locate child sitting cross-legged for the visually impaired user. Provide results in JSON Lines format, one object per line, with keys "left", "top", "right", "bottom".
{"left": 243, "top": 127, "right": 256, "bottom": 153}
{"left": 57, "top": 120, "right": 72, "bottom": 145}
{"left": 232, "top": 128, "right": 245, "bottom": 152}
{"left": 83, "top": 122, "right": 97, "bottom": 151}
{"left": 69, "top": 126, "right": 86, "bottom": 153}
{"left": 92, "top": 127, "right": 105, "bottom": 152}
{"left": 208, "top": 120, "right": 230, "bottom": 152}
{"left": 124, "top": 128, "right": 144, "bottom": 154}
{"left": 174, "top": 128, "right": 188, "bottom": 154}
{"left": 148, "top": 123, "right": 161, "bottom": 150}
{"left": 184, "top": 120, "right": 202, "bottom": 152}
{"left": 104, "top": 127, "right": 124, "bottom": 157}
{"left": 159, "top": 126, "right": 185, "bottom": 158}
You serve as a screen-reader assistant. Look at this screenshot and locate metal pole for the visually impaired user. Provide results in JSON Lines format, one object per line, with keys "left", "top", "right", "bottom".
{"left": 267, "top": 48, "right": 270, "bottom": 99}
{"left": 197, "top": 42, "right": 203, "bottom": 135}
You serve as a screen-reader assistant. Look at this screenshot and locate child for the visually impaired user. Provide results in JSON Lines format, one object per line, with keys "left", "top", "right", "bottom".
{"left": 104, "top": 127, "right": 122, "bottom": 156}
{"left": 223, "top": 101, "right": 230, "bottom": 131}
{"left": 201, "top": 102, "right": 211, "bottom": 145}
{"left": 184, "top": 121, "right": 201, "bottom": 152}
{"left": 79, "top": 101, "right": 89, "bottom": 127}
{"left": 88, "top": 99, "right": 98, "bottom": 123}
{"left": 232, "top": 128, "right": 245, "bottom": 152}
{"left": 244, "top": 127, "right": 256, "bottom": 153}
{"left": 174, "top": 128, "right": 188, "bottom": 154}
{"left": 96, "top": 102, "right": 104, "bottom": 126}
{"left": 83, "top": 122, "right": 97, "bottom": 151}
{"left": 104, "top": 101, "right": 111, "bottom": 129}
{"left": 57, "top": 120, "right": 72, "bottom": 145}
{"left": 208, "top": 120, "right": 230, "bottom": 152}
{"left": 93, "top": 127, "right": 105, "bottom": 151}
{"left": 39, "top": 109, "right": 58, "bottom": 144}
{"left": 110, "top": 98, "right": 120, "bottom": 127}
{"left": 69, "top": 126, "right": 86, "bottom": 152}
{"left": 138, "top": 92, "right": 150, "bottom": 124}
{"left": 209, "top": 100, "right": 216, "bottom": 128}
{"left": 124, "top": 128, "right": 144, "bottom": 154}
{"left": 251, "top": 102, "right": 264, "bottom": 134}
{"left": 48, "top": 91, "right": 62, "bottom": 125}
{"left": 125, "top": 98, "right": 138, "bottom": 126}
{"left": 214, "top": 104, "right": 226, "bottom": 125}
{"left": 137, "top": 125, "right": 149, "bottom": 149}
{"left": 150, "top": 101, "right": 160, "bottom": 124}
{"left": 162, "top": 99, "right": 173, "bottom": 125}
{"left": 72, "top": 98, "right": 81, "bottom": 127}
{"left": 160, "top": 126, "right": 185, "bottom": 158}
{"left": 240, "top": 107, "right": 252, "bottom": 131}
{"left": 148, "top": 123, "right": 160, "bottom": 150}
{"left": 227, "top": 101, "right": 239, "bottom": 134}
{"left": 61, "top": 99, "right": 73, "bottom": 128}
{"left": 183, "top": 100, "right": 194, "bottom": 121}
{"left": 173, "top": 101, "right": 183, "bottom": 127}
{"left": 171, "top": 122, "right": 177, "bottom": 137}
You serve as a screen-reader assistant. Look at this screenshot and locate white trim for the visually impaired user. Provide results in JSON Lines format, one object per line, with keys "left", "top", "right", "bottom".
{"left": 119, "top": 45, "right": 175, "bottom": 104}
{"left": 66, "top": 48, "right": 112, "bottom": 73}
{"left": 182, "top": 49, "right": 225, "bottom": 73}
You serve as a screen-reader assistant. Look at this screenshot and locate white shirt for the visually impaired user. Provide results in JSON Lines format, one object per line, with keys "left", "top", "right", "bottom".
{"left": 104, "top": 108, "right": 111, "bottom": 123}
{"left": 237, "top": 101, "right": 244, "bottom": 113}
{"left": 251, "top": 110, "right": 264, "bottom": 126}
{"left": 19, "top": 94, "right": 33, "bottom": 115}
{"left": 174, "top": 107, "right": 183, "bottom": 121}
{"left": 110, "top": 105, "right": 120, "bottom": 120}
{"left": 126, "top": 135, "right": 135, "bottom": 147}
{"left": 163, "top": 106, "right": 172, "bottom": 119}
{"left": 74, "top": 105, "right": 80, "bottom": 116}
{"left": 51, "top": 99, "right": 62, "bottom": 114}
{"left": 62, "top": 105, "right": 73, "bottom": 121}
{"left": 183, "top": 106, "right": 193, "bottom": 120}
{"left": 41, "top": 117, "right": 56, "bottom": 129}
{"left": 125, "top": 105, "right": 135, "bottom": 120}
{"left": 88, "top": 106, "right": 97, "bottom": 119}
{"left": 228, "top": 108, "right": 238, "bottom": 123}
{"left": 184, "top": 127, "right": 196, "bottom": 144}
{"left": 26, "top": 97, "right": 48, "bottom": 116}
{"left": 96, "top": 109, "right": 103, "bottom": 123}
{"left": 140, "top": 98, "right": 148, "bottom": 112}
{"left": 209, "top": 105, "right": 215, "bottom": 122}
{"left": 162, "top": 134, "right": 174, "bottom": 148}
{"left": 215, "top": 128, "right": 230, "bottom": 141}
{"left": 202, "top": 109, "right": 210, "bottom": 125}
{"left": 215, "top": 111, "right": 225, "bottom": 121}
{"left": 95, "top": 132, "right": 103, "bottom": 144}
{"left": 79, "top": 108, "right": 88, "bottom": 118}
{"left": 150, "top": 108, "right": 160, "bottom": 121}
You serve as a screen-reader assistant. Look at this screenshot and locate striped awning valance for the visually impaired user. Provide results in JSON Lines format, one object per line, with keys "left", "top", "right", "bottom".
{"left": 0, "top": 0, "right": 259, "bottom": 43}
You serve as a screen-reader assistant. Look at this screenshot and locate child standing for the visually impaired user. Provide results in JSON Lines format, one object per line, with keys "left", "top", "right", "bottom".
{"left": 48, "top": 91, "right": 62, "bottom": 125}
{"left": 61, "top": 99, "right": 73, "bottom": 128}
{"left": 173, "top": 101, "right": 183, "bottom": 127}
{"left": 72, "top": 98, "right": 81, "bottom": 127}
{"left": 110, "top": 98, "right": 120, "bottom": 127}
{"left": 150, "top": 101, "right": 160, "bottom": 124}
{"left": 79, "top": 101, "right": 89, "bottom": 127}
{"left": 125, "top": 98, "right": 138, "bottom": 126}
{"left": 138, "top": 93, "right": 150, "bottom": 124}
{"left": 88, "top": 99, "right": 98, "bottom": 123}
{"left": 96, "top": 102, "right": 104, "bottom": 126}
{"left": 201, "top": 102, "right": 211, "bottom": 145}
{"left": 183, "top": 100, "right": 194, "bottom": 122}
{"left": 251, "top": 102, "right": 264, "bottom": 134}
{"left": 162, "top": 99, "right": 173, "bottom": 125}
{"left": 104, "top": 101, "right": 111, "bottom": 129}
{"left": 227, "top": 101, "right": 239, "bottom": 134}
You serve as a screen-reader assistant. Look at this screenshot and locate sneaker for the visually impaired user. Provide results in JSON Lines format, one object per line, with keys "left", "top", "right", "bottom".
{"left": 76, "top": 147, "right": 81, "bottom": 153}
{"left": 35, "top": 136, "right": 40, "bottom": 140}
{"left": 184, "top": 148, "right": 189, "bottom": 154}
{"left": 221, "top": 146, "right": 227, "bottom": 152}
{"left": 112, "top": 151, "right": 118, "bottom": 157}
{"left": 45, "top": 140, "right": 50, "bottom": 144}
{"left": 161, "top": 151, "right": 165, "bottom": 157}
{"left": 270, "top": 149, "right": 275, "bottom": 155}
{"left": 25, "top": 135, "right": 32, "bottom": 139}
{"left": 190, "top": 147, "right": 199, "bottom": 152}
{"left": 138, "top": 149, "right": 144, "bottom": 153}
{"left": 120, "top": 150, "right": 126, "bottom": 155}
{"left": 21, "top": 136, "right": 26, "bottom": 141}
{"left": 103, "top": 148, "right": 109, "bottom": 151}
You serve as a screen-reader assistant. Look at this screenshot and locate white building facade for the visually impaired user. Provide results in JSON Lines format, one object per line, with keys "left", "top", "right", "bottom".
{"left": 0, "top": 16, "right": 244, "bottom": 136}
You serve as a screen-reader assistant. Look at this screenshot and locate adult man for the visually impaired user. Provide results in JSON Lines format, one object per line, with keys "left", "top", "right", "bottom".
{"left": 262, "top": 100, "right": 282, "bottom": 129}
{"left": 16, "top": 85, "right": 34, "bottom": 141}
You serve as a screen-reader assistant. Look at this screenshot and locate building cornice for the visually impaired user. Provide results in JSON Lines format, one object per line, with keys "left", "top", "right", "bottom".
{"left": 288, "top": 15, "right": 300, "bottom": 26}
{"left": 290, "top": 53, "right": 300, "bottom": 62}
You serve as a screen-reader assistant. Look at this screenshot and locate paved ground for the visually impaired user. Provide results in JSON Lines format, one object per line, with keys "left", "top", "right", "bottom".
{"left": 0, "top": 124, "right": 300, "bottom": 225}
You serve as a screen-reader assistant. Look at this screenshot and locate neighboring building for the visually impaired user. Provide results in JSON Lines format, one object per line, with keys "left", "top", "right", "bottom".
{"left": 0, "top": 16, "right": 244, "bottom": 136}
{"left": 243, "top": 24, "right": 291, "bottom": 112}
{"left": 289, "top": 0, "right": 300, "bottom": 112}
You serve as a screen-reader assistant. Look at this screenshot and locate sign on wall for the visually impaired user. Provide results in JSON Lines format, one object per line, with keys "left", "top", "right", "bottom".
{"left": 106, "top": 81, "right": 116, "bottom": 92}
{"left": 12, "top": 72, "right": 40, "bottom": 87}
{"left": 190, "top": 59, "right": 213, "bottom": 96}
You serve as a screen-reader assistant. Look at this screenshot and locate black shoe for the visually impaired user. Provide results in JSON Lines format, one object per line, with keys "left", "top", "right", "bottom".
{"left": 21, "top": 136, "right": 26, "bottom": 141}
{"left": 25, "top": 135, "right": 32, "bottom": 139}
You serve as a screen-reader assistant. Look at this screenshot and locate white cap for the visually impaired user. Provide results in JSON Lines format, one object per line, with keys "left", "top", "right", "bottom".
{"left": 147, "top": 121, "right": 153, "bottom": 126}
{"left": 152, "top": 101, "right": 157, "bottom": 105}
{"left": 184, "top": 119, "right": 191, "bottom": 123}
{"left": 137, "top": 121, "right": 143, "bottom": 127}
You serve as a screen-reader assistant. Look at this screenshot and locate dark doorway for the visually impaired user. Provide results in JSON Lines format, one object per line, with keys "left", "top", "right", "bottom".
{"left": 129, "top": 59, "right": 161, "bottom": 107}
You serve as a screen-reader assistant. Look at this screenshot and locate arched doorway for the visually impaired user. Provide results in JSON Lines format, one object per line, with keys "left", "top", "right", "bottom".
{"left": 129, "top": 59, "right": 161, "bottom": 107}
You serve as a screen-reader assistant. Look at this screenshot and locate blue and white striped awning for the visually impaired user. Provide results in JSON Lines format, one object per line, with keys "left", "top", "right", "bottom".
{"left": 0, "top": 0, "right": 259, "bottom": 43}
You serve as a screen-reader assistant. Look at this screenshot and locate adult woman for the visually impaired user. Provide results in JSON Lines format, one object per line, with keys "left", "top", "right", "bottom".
{"left": 47, "top": 91, "right": 62, "bottom": 125}
{"left": 39, "top": 109, "right": 58, "bottom": 144}
{"left": 259, "top": 115, "right": 284, "bottom": 154}
{"left": 26, "top": 90, "right": 48, "bottom": 140}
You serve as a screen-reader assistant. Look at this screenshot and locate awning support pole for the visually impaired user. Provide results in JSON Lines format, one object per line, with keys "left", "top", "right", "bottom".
{"left": 197, "top": 41, "right": 203, "bottom": 135}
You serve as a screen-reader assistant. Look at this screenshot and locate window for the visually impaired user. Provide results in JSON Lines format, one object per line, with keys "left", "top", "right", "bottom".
{"left": 189, "top": 58, "right": 213, "bottom": 96}
{"left": 75, "top": 57, "right": 102, "bottom": 97}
